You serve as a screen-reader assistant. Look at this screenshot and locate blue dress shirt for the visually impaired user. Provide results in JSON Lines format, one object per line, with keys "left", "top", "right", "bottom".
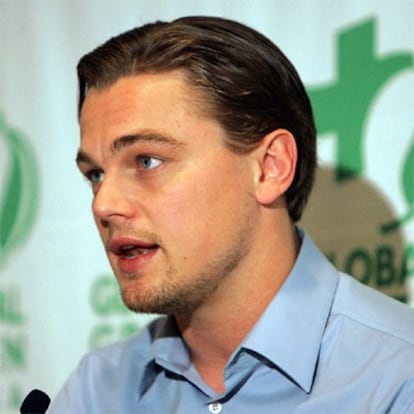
{"left": 49, "top": 231, "right": 414, "bottom": 413}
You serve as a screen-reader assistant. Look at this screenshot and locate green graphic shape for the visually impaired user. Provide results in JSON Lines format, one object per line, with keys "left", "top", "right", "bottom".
{"left": 0, "top": 114, "right": 39, "bottom": 268}
{"left": 381, "top": 137, "right": 414, "bottom": 233}
{"left": 402, "top": 139, "right": 414, "bottom": 211}
{"left": 308, "top": 18, "right": 413, "bottom": 181}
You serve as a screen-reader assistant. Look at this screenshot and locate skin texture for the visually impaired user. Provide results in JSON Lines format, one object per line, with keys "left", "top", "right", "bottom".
{"left": 78, "top": 70, "right": 299, "bottom": 392}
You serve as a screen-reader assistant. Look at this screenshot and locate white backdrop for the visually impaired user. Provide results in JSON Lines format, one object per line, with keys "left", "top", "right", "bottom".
{"left": 1, "top": 1, "right": 413, "bottom": 412}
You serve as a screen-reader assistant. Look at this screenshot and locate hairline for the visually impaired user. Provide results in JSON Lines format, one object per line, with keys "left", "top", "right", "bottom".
{"left": 79, "top": 69, "right": 262, "bottom": 155}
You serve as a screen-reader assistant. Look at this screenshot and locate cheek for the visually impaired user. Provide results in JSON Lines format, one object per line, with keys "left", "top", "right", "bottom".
{"left": 158, "top": 169, "right": 249, "bottom": 240}
{"left": 150, "top": 183, "right": 215, "bottom": 249}
{"left": 162, "top": 186, "right": 211, "bottom": 226}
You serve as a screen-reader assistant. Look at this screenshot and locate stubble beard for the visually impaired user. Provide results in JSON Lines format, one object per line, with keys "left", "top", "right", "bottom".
{"left": 119, "top": 218, "right": 254, "bottom": 316}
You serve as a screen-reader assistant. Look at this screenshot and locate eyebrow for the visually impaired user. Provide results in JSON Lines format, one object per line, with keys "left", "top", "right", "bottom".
{"left": 110, "top": 132, "right": 184, "bottom": 155}
{"left": 76, "top": 150, "right": 95, "bottom": 166}
{"left": 76, "top": 131, "right": 185, "bottom": 166}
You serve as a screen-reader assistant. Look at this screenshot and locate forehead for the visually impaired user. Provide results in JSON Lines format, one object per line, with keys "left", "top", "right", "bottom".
{"left": 80, "top": 71, "right": 208, "bottom": 136}
{"left": 79, "top": 71, "right": 231, "bottom": 160}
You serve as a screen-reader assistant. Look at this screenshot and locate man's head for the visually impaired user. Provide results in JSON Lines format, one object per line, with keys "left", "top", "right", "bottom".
{"left": 77, "top": 16, "right": 316, "bottom": 222}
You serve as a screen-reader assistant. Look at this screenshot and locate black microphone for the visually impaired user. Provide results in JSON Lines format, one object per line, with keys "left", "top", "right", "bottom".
{"left": 20, "top": 389, "right": 51, "bottom": 414}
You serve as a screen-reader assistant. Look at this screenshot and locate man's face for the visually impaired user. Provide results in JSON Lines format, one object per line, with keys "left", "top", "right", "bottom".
{"left": 78, "top": 71, "right": 259, "bottom": 315}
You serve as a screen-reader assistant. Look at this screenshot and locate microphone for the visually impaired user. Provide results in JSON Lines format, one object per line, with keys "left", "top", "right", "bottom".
{"left": 20, "top": 389, "right": 51, "bottom": 414}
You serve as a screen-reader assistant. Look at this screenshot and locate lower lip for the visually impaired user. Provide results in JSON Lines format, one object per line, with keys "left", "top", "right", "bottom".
{"left": 117, "top": 248, "right": 159, "bottom": 274}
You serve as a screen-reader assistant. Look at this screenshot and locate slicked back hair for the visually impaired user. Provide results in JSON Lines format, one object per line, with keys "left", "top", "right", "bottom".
{"left": 77, "top": 16, "right": 317, "bottom": 222}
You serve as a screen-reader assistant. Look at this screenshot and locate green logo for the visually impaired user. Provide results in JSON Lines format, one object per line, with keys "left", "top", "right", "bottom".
{"left": 0, "top": 114, "right": 39, "bottom": 268}
{"left": 308, "top": 18, "right": 414, "bottom": 232}
{"left": 381, "top": 138, "right": 414, "bottom": 233}
{"left": 303, "top": 18, "right": 413, "bottom": 302}
{"left": 308, "top": 18, "right": 413, "bottom": 180}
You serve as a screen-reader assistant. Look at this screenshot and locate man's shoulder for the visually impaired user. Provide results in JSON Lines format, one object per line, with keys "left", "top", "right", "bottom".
{"left": 80, "top": 315, "right": 168, "bottom": 372}
{"left": 48, "top": 316, "right": 170, "bottom": 413}
{"left": 311, "top": 275, "right": 414, "bottom": 412}
{"left": 331, "top": 273, "right": 414, "bottom": 345}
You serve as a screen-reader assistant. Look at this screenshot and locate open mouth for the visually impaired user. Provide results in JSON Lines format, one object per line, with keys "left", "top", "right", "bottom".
{"left": 109, "top": 238, "right": 159, "bottom": 273}
{"left": 118, "top": 245, "right": 158, "bottom": 259}
{"left": 110, "top": 238, "right": 159, "bottom": 260}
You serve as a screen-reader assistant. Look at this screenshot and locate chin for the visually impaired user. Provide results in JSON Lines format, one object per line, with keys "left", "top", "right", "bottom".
{"left": 121, "top": 287, "right": 199, "bottom": 316}
{"left": 120, "top": 286, "right": 164, "bottom": 314}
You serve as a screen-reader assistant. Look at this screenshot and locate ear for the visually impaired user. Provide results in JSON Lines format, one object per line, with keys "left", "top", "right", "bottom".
{"left": 254, "top": 129, "right": 297, "bottom": 205}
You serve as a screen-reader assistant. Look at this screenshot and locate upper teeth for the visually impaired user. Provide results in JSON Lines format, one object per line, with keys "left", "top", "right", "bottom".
{"left": 120, "top": 245, "right": 152, "bottom": 257}
{"left": 120, "top": 245, "right": 137, "bottom": 256}
{"left": 121, "top": 245, "right": 135, "bottom": 251}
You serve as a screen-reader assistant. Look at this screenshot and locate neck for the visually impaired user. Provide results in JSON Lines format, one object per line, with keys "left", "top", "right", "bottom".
{"left": 175, "top": 217, "right": 300, "bottom": 393}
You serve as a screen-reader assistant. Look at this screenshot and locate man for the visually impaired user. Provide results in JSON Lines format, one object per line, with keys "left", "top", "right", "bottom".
{"left": 49, "top": 16, "right": 413, "bottom": 413}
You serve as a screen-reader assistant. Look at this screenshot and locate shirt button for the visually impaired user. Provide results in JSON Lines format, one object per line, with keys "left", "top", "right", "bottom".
{"left": 208, "top": 402, "right": 223, "bottom": 413}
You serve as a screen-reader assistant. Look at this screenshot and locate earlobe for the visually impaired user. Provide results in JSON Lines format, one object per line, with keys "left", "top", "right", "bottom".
{"left": 255, "top": 129, "right": 297, "bottom": 205}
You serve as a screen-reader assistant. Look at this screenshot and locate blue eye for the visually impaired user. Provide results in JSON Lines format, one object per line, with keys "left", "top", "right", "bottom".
{"left": 87, "top": 169, "right": 104, "bottom": 184}
{"left": 138, "top": 156, "right": 162, "bottom": 170}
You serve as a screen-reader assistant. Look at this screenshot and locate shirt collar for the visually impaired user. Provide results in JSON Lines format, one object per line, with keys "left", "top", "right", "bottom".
{"left": 139, "top": 229, "right": 339, "bottom": 395}
{"left": 139, "top": 316, "right": 190, "bottom": 396}
{"left": 150, "top": 316, "right": 191, "bottom": 370}
{"left": 240, "top": 229, "right": 339, "bottom": 392}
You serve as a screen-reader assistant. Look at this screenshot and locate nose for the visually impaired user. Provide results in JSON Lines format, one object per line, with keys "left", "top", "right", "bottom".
{"left": 92, "top": 174, "right": 136, "bottom": 224}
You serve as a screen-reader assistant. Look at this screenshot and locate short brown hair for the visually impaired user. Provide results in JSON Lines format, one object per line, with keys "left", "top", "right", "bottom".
{"left": 77, "top": 16, "right": 317, "bottom": 222}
